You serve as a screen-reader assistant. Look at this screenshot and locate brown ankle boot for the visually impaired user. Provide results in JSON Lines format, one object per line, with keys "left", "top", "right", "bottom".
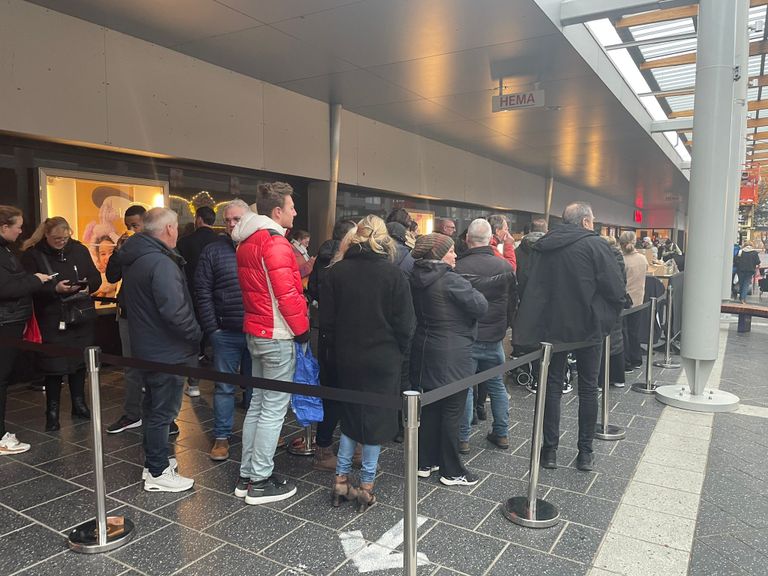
{"left": 356, "top": 482, "right": 376, "bottom": 513}
{"left": 331, "top": 475, "right": 358, "bottom": 507}
{"left": 313, "top": 445, "right": 337, "bottom": 472}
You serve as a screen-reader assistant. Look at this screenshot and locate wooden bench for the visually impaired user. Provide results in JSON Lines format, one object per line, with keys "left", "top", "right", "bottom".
{"left": 721, "top": 303, "right": 768, "bottom": 333}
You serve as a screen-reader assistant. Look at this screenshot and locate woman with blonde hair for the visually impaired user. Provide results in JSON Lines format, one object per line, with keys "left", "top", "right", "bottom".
{"left": 320, "top": 215, "right": 415, "bottom": 512}
{"left": 22, "top": 217, "right": 101, "bottom": 430}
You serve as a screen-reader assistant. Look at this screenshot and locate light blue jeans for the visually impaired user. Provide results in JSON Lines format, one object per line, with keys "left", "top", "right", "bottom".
{"left": 240, "top": 336, "right": 295, "bottom": 483}
{"left": 211, "top": 329, "right": 252, "bottom": 439}
{"left": 459, "top": 340, "right": 509, "bottom": 442}
{"left": 336, "top": 433, "right": 380, "bottom": 484}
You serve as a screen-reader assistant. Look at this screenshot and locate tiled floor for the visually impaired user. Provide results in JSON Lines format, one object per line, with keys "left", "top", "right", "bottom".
{"left": 0, "top": 313, "right": 765, "bottom": 575}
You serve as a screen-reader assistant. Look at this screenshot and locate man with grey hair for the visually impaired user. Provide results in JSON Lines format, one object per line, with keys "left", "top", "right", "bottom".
{"left": 194, "top": 199, "right": 251, "bottom": 461}
{"left": 121, "top": 207, "right": 202, "bottom": 492}
{"left": 455, "top": 218, "right": 517, "bottom": 453}
{"left": 436, "top": 217, "right": 457, "bottom": 238}
{"left": 487, "top": 214, "right": 517, "bottom": 272}
{"left": 513, "top": 202, "right": 624, "bottom": 471}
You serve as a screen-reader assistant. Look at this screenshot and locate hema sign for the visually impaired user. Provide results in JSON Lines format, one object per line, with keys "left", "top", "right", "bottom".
{"left": 492, "top": 90, "right": 545, "bottom": 112}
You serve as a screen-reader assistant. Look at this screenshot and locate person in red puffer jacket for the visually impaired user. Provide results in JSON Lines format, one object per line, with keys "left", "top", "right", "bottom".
{"left": 231, "top": 182, "right": 309, "bottom": 506}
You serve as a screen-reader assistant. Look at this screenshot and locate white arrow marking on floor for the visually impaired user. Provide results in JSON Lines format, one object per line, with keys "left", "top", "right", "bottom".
{"left": 340, "top": 516, "right": 430, "bottom": 573}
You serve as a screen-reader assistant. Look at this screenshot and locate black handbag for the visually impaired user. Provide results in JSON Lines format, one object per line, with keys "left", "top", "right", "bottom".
{"left": 40, "top": 253, "right": 96, "bottom": 326}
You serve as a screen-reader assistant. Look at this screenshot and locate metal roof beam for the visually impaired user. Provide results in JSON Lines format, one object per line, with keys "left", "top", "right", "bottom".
{"left": 651, "top": 118, "right": 694, "bottom": 131}
{"left": 616, "top": 0, "right": 768, "bottom": 28}
{"left": 560, "top": 0, "right": 697, "bottom": 27}
{"left": 638, "top": 87, "right": 696, "bottom": 97}
{"left": 641, "top": 38, "right": 768, "bottom": 70}
{"left": 605, "top": 31, "right": 697, "bottom": 50}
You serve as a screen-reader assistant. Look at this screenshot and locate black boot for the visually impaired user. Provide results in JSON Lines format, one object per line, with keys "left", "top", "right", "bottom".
{"left": 69, "top": 370, "right": 91, "bottom": 420}
{"left": 45, "top": 378, "right": 61, "bottom": 431}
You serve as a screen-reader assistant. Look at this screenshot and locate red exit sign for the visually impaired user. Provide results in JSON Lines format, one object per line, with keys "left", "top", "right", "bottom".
{"left": 633, "top": 210, "right": 643, "bottom": 223}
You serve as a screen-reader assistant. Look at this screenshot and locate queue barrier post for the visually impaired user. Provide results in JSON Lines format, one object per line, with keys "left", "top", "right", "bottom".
{"left": 594, "top": 335, "right": 625, "bottom": 441}
{"left": 654, "top": 285, "right": 681, "bottom": 369}
{"left": 632, "top": 297, "right": 659, "bottom": 395}
{"left": 288, "top": 424, "right": 316, "bottom": 456}
{"left": 403, "top": 390, "right": 421, "bottom": 576}
{"left": 502, "top": 343, "right": 560, "bottom": 529}
{"left": 68, "top": 347, "right": 135, "bottom": 553}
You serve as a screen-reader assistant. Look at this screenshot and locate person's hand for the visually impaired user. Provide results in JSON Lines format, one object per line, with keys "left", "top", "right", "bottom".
{"left": 54, "top": 280, "right": 80, "bottom": 294}
{"left": 34, "top": 273, "right": 51, "bottom": 284}
{"left": 294, "top": 331, "right": 310, "bottom": 344}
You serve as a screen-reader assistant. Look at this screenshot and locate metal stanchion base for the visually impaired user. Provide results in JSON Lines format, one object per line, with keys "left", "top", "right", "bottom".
{"left": 502, "top": 497, "right": 560, "bottom": 529}
{"left": 68, "top": 517, "right": 135, "bottom": 553}
{"left": 595, "top": 424, "right": 625, "bottom": 441}
{"left": 654, "top": 360, "right": 681, "bottom": 369}
{"left": 655, "top": 385, "right": 739, "bottom": 413}
{"left": 631, "top": 382, "right": 658, "bottom": 395}
{"left": 287, "top": 437, "right": 316, "bottom": 456}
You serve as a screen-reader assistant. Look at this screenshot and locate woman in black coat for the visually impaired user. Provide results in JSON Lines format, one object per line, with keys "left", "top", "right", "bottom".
{"left": 409, "top": 233, "right": 488, "bottom": 486}
{"left": 601, "top": 236, "right": 628, "bottom": 387}
{"left": 0, "top": 206, "right": 59, "bottom": 453}
{"left": 22, "top": 217, "right": 101, "bottom": 431}
{"left": 320, "top": 215, "right": 415, "bottom": 512}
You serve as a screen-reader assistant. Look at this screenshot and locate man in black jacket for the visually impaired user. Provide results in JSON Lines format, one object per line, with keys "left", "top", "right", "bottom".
{"left": 455, "top": 219, "right": 517, "bottom": 452}
{"left": 177, "top": 206, "right": 219, "bottom": 397}
{"left": 121, "top": 208, "right": 202, "bottom": 492}
{"left": 514, "top": 202, "right": 624, "bottom": 471}
{"left": 195, "top": 199, "right": 250, "bottom": 462}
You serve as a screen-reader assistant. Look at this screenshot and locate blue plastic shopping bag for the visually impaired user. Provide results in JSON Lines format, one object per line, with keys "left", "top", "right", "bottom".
{"left": 291, "top": 342, "right": 323, "bottom": 427}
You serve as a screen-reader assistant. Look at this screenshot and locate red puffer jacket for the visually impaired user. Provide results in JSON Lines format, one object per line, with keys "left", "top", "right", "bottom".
{"left": 233, "top": 212, "right": 308, "bottom": 340}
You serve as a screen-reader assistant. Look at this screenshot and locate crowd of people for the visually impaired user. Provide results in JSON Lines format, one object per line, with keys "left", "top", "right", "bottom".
{"left": 0, "top": 191, "right": 653, "bottom": 514}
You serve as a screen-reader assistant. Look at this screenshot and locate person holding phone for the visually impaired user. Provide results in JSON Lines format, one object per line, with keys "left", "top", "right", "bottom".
{"left": 21, "top": 217, "right": 101, "bottom": 431}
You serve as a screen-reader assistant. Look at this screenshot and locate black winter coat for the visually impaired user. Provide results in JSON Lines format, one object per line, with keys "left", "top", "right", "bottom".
{"left": 515, "top": 231, "right": 545, "bottom": 297}
{"left": 194, "top": 237, "right": 244, "bottom": 337}
{"left": 0, "top": 237, "right": 42, "bottom": 326}
{"left": 607, "top": 244, "right": 627, "bottom": 356}
{"left": 320, "top": 246, "right": 415, "bottom": 444}
{"left": 454, "top": 246, "right": 517, "bottom": 342}
{"left": 22, "top": 240, "right": 101, "bottom": 374}
{"left": 409, "top": 260, "right": 488, "bottom": 392}
{"left": 177, "top": 227, "right": 220, "bottom": 290}
{"left": 119, "top": 233, "right": 201, "bottom": 364}
{"left": 735, "top": 249, "right": 761, "bottom": 274}
{"left": 393, "top": 241, "right": 415, "bottom": 278}
{"left": 307, "top": 239, "right": 340, "bottom": 304}
{"left": 513, "top": 225, "right": 625, "bottom": 348}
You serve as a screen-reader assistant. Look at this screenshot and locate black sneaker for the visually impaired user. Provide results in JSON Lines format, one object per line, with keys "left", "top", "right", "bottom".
{"left": 244, "top": 475, "right": 297, "bottom": 505}
{"left": 234, "top": 476, "right": 250, "bottom": 498}
{"left": 169, "top": 421, "right": 179, "bottom": 436}
{"left": 576, "top": 451, "right": 595, "bottom": 472}
{"left": 540, "top": 448, "right": 557, "bottom": 469}
{"left": 106, "top": 415, "right": 142, "bottom": 434}
{"left": 417, "top": 465, "right": 439, "bottom": 478}
{"left": 439, "top": 471, "right": 479, "bottom": 486}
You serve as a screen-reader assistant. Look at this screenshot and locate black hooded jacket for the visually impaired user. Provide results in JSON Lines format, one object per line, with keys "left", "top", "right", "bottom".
{"left": 513, "top": 224, "right": 625, "bottom": 348}
{"left": 119, "top": 233, "right": 201, "bottom": 364}
{"left": 515, "top": 231, "right": 545, "bottom": 297}
{"left": 0, "top": 236, "right": 41, "bottom": 326}
{"left": 307, "top": 238, "right": 340, "bottom": 304}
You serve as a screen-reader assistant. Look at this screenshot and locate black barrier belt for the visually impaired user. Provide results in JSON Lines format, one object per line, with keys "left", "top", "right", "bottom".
{"left": 420, "top": 349, "right": 543, "bottom": 407}
{"left": 0, "top": 337, "right": 402, "bottom": 410}
{"left": 620, "top": 300, "right": 652, "bottom": 318}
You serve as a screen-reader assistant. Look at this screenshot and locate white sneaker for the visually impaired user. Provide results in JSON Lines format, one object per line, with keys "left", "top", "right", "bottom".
{"left": 143, "top": 465, "right": 193, "bottom": 492}
{"left": 142, "top": 457, "right": 178, "bottom": 481}
{"left": 0, "top": 432, "right": 31, "bottom": 455}
{"left": 185, "top": 385, "right": 200, "bottom": 398}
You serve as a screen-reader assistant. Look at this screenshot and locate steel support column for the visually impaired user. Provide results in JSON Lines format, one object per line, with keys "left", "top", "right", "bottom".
{"left": 657, "top": 0, "right": 739, "bottom": 413}
{"left": 544, "top": 174, "right": 554, "bottom": 226}
{"left": 328, "top": 103, "right": 342, "bottom": 239}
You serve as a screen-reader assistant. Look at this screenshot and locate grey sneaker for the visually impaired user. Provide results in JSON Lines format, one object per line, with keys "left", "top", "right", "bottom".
{"left": 234, "top": 476, "right": 250, "bottom": 498}
{"left": 142, "top": 457, "right": 178, "bottom": 481}
{"left": 143, "top": 465, "right": 193, "bottom": 492}
{"left": 244, "top": 475, "right": 297, "bottom": 505}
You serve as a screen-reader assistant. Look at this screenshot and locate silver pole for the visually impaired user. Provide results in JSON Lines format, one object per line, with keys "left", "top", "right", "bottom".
{"left": 595, "top": 336, "right": 625, "bottom": 441}
{"left": 632, "top": 298, "right": 658, "bottom": 395}
{"left": 655, "top": 285, "right": 681, "bottom": 369}
{"left": 403, "top": 391, "right": 421, "bottom": 576}
{"left": 68, "top": 347, "right": 134, "bottom": 554}
{"left": 503, "top": 343, "right": 559, "bottom": 529}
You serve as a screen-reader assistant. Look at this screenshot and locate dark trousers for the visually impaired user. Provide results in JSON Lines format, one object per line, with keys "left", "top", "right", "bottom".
{"left": 44, "top": 369, "right": 86, "bottom": 406}
{"left": 0, "top": 322, "right": 25, "bottom": 437}
{"left": 623, "top": 315, "right": 643, "bottom": 367}
{"left": 600, "top": 349, "right": 626, "bottom": 385}
{"left": 419, "top": 389, "right": 468, "bottom": 478}
{"left": 141, "top": 371, "right": 184, "bottom": 476}
{"left": 543, "top": 344, "right": 601, "bottom": 454}
{"left": 316, "top": 333, "right": 339, "bottom": 448}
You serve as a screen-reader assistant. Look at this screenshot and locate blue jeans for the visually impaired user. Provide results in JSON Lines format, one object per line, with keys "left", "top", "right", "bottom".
{"left": 211, "top": 329, "right": 252, "bottom": 439}
{"left": 738, "top": 272, "right": 753, "bottom": 301}
{"left": 460, "top": 340, "right": 509, "bottom": 442}
{"left": 141, "top": 371, "right": 184, "bottom": 476}
{"left": 240, "top": 337, "right": 295, "bottom": 483}
{"left": 336, "top": 433, "right": 380, "bottom": 484}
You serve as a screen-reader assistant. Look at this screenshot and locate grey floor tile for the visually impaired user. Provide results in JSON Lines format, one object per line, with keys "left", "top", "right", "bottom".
{"left": 476, "top": 505, "right": 563, "bottom": 551}
{"left": 262, "top": 521, "right": 348, "bottom": 575}
{"left": 581, "top": 453, "right": 638, "bottom": 478}
{"left": 585, "top": 474, "right": 630, "bottom": 502}
{"left": 470, "top": 472, "right": 534, "bottom": 504}
{"left": 70, "top": 460, "right": 145, "bottom": 494}
{"left": 697, "top": 534, "right": 768, "bottom": 576}
{"left": 25, "top": 489, "right": 119, "bottom": 532}
{"left": 154, "top": 487, "right": 243, "bottom": 531}
{"left": 10, "top": 439, "right": 86, "bottom": 466}
{"left": 544, "top": 489, "right": 618, "bottom": 531}
{"left": 39, "top": 451, "right": 118, "bottom": 479}
{"left": 0, "top": 474, "right": 80, "bottom": 511}
{"left": 108, "top": 481, "right": 194, "bottom": 512}
{"left": 172, "top": 449, "right": 224, "bottom": 478}
{"left": 77, "top": 430, "right": 143, "bottom": 454}
{"left": 106, "top": 504, "right": 171, "bottom": 541}
{"left": 0, "top": 524, "right": 66, "bottom": 574}
{"left": 270, "top": 451, "right": 317, "bottom": 480}
{"left": 689, "top": 538, "right": 749, "bottom": 576}
{"left": 174, "top": 544, "right": 283, "bottom": 576}
{"left": 331, "top": 556, "right": 434, "bottom": 576}
{"left": 609, "top": 439, "right": 647, "bottom": 461}
{"left": 0, "top": 460, "right": 44, "bottom": 487}
{"left": 417, "top": 487, "right": 496, "bottom": 530}
{"left": 14, "top": 550, "right": 127, "bottom": 576}
{"left": 190, "top": 460, "right": 242, "bottom": 493}
{"left": 551, "top": 522, "right": 603, "bottom": 565}
{"left": 532, "top": 465, "right": 596, "bottom": 494}
{"left": 109, "top": 523, "right": 220, "bottom": 576}
{"left": 205, "top": 504, "right": 304, "bottom": 553}
{"left": 0, "top": 504, "right": 32, "bottom": 536}
{"left": 466, "top": 450, "right": 530, "bottom": 479}
{"left": 282, "top": 483, "right": 361, "bottom": 530}
{"left": 342, "top": 503, "right": 435, "bottom": 547}
{"left": 486, "top": 542, "right": 586, "bottom": 576}
{"left": 263, "top": 478, "right": 321, "bottom": 512}
{"left": 418, "top": 522, "right": 506, "bottom": 575}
